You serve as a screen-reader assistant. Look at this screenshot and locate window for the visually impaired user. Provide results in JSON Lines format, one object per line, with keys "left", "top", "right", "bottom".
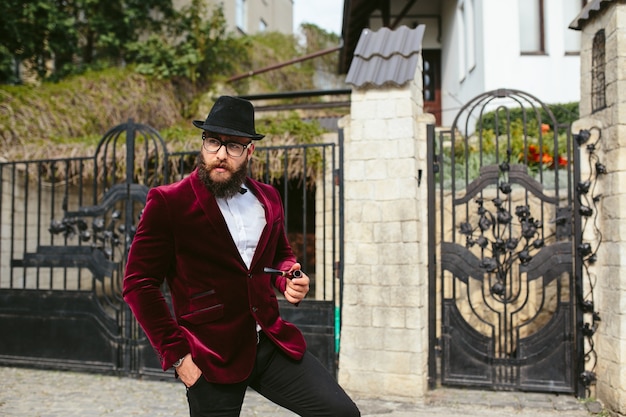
{"left": 564, "top": 1, "right": 586, "bottom": 54}
{"left": 465, "top": 0, "right": 476, "bottom": 71}
{"left": 519, "top": 0, "right": 545, "bottom": 53}
{"left": 591, "top": 30, "right": 606, "bottom": 112}
{"left": 236, "top": 0, "right": 248, "bottom": 31}
{"left": 457, "top": 6, "right": 466, "bottom": 81}
{"left": 457, "top": 0, "right": 476, "bottom": 81}
{"left": 259, "top": 19, "right": 267, "bottom": 32}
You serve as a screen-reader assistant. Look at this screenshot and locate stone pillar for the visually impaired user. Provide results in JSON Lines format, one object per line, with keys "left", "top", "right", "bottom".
{"left": 574, "top": 3, "right": 626, "bottom": 413}
{"left": 338, "top": 74, "right": 435, "bottom": 401}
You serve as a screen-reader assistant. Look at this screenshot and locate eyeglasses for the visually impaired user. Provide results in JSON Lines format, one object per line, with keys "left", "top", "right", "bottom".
{"left": 202, "top": 133, "right": 251, "bottom": 157}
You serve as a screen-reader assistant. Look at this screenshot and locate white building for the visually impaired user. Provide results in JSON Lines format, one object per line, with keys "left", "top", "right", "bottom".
{"left": 175, "top": 0, "right": 294, "bottom": 35}
{"left": 340, "top": 0, "right": 588, "bottom": 126}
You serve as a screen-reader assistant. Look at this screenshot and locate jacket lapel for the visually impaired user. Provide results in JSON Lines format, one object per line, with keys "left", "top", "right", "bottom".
{"left": 189, "top": 170, "right": 241, "bottom": 257}
{"left": 188, "top": 171, "right": 275, "bottom": 271}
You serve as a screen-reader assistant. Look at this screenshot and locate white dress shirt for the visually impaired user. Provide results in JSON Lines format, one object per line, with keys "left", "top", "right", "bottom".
{"left": 216, "top": 185, "right": 266, "bottom": 268}
{"left": 216, "top": 185, "right": 267, "bottom": 334}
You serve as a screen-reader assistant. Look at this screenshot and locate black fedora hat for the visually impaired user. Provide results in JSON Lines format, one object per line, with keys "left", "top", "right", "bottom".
{"left": 193, "top": 96, "right": 265, "bottom": 140}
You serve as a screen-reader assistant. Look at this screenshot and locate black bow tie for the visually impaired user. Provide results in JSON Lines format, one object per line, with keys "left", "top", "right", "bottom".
{"left": 239, "top": 188, "right": 247, "bottom": 195}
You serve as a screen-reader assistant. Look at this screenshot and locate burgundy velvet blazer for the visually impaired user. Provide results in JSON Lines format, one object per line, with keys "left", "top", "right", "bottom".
{"left": 123, "top": 169, "right": 306, "bottom": 384}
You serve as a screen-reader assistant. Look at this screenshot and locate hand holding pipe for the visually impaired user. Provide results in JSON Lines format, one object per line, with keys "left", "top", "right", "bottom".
{"left": 263, "top": 267, "right": 302, "bottom": 279}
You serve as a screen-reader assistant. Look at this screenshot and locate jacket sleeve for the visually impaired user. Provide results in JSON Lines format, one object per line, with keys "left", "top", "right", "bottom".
{"left": 122, "top": 188, "right": 190, "bottom": 370}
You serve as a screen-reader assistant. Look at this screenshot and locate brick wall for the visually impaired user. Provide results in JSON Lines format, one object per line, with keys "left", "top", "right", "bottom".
{"left": 338, "top": 67, "right": 436, "bottom": 401}
{"left": 575, "top": 2, "right": 626, "bottom": 413}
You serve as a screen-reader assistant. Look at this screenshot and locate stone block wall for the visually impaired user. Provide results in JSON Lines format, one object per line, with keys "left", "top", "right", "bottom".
{"left": 576, "top": 2, "right": 626, "bottom": 413}
{"left": 337, "top": 73, "right": 435, "bottom": 401}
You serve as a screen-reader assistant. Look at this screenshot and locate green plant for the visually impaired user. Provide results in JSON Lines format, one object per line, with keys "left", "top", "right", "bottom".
{"left": 438, "top": 113, "right": 572, "bottom": 190}
{"left": 0, "top": 0, "right": 176, "bottom": 83}
{"left": 477, "top": 102, "right": 577, "bottom": 169}
{"left": 126, "top": 2, "right": 248, "bottom": 88}
{"left": 250, "top": 113, "right": 329, "bottom": 186}
{"left": 478, "top": 102, "right": 579, "bottom": 131}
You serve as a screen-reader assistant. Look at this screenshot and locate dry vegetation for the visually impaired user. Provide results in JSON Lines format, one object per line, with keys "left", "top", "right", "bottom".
{"left": 0, "top": 68, "right": 183, "bottom": 162}
{"left": 0, "top": 66, "right": 337, "bottom": 186}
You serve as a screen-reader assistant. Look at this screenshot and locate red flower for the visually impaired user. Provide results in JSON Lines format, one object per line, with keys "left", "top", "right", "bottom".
{"left": 519, "top": 144, "right": 565, "bottom": 169}
{"left": 527, "top": 145, "right": 540, "bottom": 163}
{"left": 541, "top": 153, "right": 553, "bottom": 165}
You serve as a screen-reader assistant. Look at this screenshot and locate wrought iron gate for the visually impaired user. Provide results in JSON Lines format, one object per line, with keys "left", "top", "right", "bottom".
{"left": 427, "top": 89, "right": 583, "bottom": 394}
{"left": 0, "top": 120, "right": 343, "bottom": 378}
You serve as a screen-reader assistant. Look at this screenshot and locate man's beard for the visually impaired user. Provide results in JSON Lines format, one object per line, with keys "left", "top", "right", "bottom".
{"left": 197, "top": 153, "right": 248, "bottom": 198}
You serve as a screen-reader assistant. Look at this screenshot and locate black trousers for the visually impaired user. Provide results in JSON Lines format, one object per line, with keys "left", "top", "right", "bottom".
{"left": 185, "top": 332, "right": 361, "bottom": 417}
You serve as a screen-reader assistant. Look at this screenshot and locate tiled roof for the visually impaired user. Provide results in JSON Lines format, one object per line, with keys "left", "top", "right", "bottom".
{"left": 345, "top": 25, "right": 425, "bottom": 88}
{"left": 569, "top": 0, "right": 617, "bottom": 30}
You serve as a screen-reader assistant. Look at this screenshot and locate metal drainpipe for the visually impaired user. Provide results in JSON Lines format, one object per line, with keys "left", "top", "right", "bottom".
{"left": 227, "top": 45, "right": 342, "bottom": 83}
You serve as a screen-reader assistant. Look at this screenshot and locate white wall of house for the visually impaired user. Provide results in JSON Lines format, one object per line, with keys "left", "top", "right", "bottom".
{"left": 439, "top": 0, "right": 582, "bottom": 126}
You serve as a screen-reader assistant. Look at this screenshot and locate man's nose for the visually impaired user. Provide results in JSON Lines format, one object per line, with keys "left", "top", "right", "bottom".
{"left": 215, "top": 144, "right": 229, "bottom": 158}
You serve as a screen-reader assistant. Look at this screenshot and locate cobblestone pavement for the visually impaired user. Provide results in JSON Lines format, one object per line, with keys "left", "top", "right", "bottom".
{"left": 0, "top": 366, "right": 602, "bottom": 417}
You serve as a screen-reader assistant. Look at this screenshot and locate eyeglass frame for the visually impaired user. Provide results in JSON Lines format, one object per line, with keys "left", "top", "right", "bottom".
{"left": 201, "top": 132, "right": 252, "bottom": 157}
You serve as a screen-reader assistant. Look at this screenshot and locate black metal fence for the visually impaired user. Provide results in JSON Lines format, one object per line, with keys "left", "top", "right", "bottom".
{"left": 427, "top": 89, "right": 585, "bottom": 395}
{"left": 0, "top": 120, "right": 343, "bottom": 378}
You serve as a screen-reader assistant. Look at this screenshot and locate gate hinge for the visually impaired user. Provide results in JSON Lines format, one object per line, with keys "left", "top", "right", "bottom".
{"left": 433, "top": 154, "right": 440, "bottom": 174}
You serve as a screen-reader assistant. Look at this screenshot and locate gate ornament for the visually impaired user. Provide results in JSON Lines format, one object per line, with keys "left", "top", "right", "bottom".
{"left": 429, "top": 89, "right": 605, "bottom": 396}
{"left": 48, "top": 209, "right": 129, "bottom": 261}
{"left": 459, "top": 153, "right": 546, "bottom": 301}
{"left": 22, "top": 205, "right": 135, "bottom": 281}
{"left": 456, "top": 127, "right": 605, "bottom": 395}
{"left": 2, "top": 118, "right": 340, "bottom": 378}
{"left": 20, "top": 120, "right": 156, "bottom": 282}
{"left": 572, "top": 127, "right": 605, "bottom": 395}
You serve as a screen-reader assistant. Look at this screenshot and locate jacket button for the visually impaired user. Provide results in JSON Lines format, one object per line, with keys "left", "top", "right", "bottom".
{"left": 248, "top": 273, "right": 253, "bottom": 279}
{"left": 252, "top": 307, "right": 258, "bottom": 312}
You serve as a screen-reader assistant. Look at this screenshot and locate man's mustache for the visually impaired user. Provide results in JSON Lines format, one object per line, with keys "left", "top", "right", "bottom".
{"left": 206, "top": 161, "right": 232, "bottom": 171}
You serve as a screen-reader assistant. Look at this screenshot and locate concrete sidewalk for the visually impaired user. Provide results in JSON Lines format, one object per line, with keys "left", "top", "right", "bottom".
{"left": 0, "top": 366, "right": 601, "bottom": 416}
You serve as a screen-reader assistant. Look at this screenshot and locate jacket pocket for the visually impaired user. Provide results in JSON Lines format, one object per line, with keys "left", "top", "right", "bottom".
{"left": 179, "top": 304, "right": 224, "bottom": 325}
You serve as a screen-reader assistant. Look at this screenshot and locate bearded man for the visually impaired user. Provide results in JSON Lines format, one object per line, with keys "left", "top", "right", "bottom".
{"left": 123, "top": 96, "right": 360, "bottom": 417}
